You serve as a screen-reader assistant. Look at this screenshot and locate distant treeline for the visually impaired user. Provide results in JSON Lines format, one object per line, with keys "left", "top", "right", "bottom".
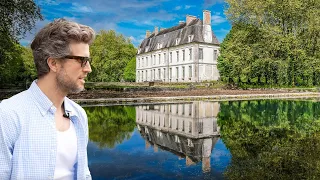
{"left": 2, "top": 0, "right": 319, "bottom": 88}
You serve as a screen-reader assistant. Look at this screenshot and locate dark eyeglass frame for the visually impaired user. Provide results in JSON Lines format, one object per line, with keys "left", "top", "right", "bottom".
{"left": 63, "top": 55, "right": 92, "bottom": 67}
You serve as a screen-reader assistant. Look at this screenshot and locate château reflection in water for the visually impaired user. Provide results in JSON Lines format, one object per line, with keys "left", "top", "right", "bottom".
{"left": 84, "top": 99, "right": 320, "bottom": 179}
{"left": 135, "top": 101, "right": 220, "bottom": 173}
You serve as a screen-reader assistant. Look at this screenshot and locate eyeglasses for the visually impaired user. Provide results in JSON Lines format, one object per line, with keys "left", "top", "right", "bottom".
{"left": 63, "top": 55, "right": 92, "bottom": 67}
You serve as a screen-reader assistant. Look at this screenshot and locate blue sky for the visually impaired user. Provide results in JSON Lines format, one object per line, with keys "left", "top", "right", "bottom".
{"left": 22, "top": 0, "right": 231, "bottom": 47}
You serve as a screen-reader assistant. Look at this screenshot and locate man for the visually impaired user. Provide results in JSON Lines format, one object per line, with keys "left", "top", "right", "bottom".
{"left": 0, "top": 19, "right": 95, "bottom": 179}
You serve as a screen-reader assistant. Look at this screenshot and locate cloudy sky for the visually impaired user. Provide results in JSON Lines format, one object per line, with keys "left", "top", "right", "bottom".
{"left": 22, "top": 0, "right": 231, "bottom": 47}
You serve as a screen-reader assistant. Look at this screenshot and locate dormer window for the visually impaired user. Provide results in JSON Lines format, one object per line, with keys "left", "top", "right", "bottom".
{"left": 145, "top": 46, "right": 149, "bottom": 52}
{"left": 157, "top": 43, "right": 162, "bottom": 49}
{"left": 175, "top": 38, "right": 180, "bottom": 45}
{"left": 188, "top": 35, "right": 194, "bottom": 42}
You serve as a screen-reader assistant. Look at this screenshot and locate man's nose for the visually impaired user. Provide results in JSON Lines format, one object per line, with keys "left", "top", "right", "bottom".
{"left": 83, "top": 61, "right": 92, "bottom": 73}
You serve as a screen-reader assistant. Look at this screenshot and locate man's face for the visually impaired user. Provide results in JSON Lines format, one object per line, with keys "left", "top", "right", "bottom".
{"left": 56, "top": 42, "right": 92, "bottom": 94}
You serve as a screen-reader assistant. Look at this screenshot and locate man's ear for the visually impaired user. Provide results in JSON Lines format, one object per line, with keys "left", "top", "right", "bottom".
{"left": 47, "top": 57, "right": 58, "bottom": 72}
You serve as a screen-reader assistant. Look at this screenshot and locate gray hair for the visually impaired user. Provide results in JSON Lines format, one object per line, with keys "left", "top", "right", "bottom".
{"left": 31, "top": 18, "right": 95, "bottom": 78}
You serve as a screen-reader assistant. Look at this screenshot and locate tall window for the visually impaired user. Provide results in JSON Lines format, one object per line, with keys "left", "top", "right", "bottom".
{"left": 153, "top": 55, "right": 156, "bottom": 65}
{"left": 182, "top": 104, "right": 185, "bottom": 115}
{"left": 145, "top": 70, "right": 148, "bottom": 81}
{"left": 158, "top": 69, "right": 161, "bottom": 79}
{"left": 163, "top": 68, "right": 166, "bottom": 79}
{"left": 214, "top": 50, "right": 218, "bottom": 61}
{"left": 158, "top": 54, "right": 161, "bottom": 64}
{"left": 182, "top": 50, "right": 185, "bottom": 61}
{"left": 153, "top": 69, "right": 155, "bottom": 80}
{"left": 176, "top": 67, "right": 179, "bottom": 79}
{"left": 169, "top": 68, "right": 172, "bottom": 79}
{"left": 138, "top": 58, "right": 140, "bottom": 67}
{"left": 141, "top": 71, "right": 144, "bottom": 81}
{"left": 189, "top": 48, "right": 192, "bottom": 61}
{"left": 198, "top": 121, "right": 203, "bottom": 134}
{"left": 176, "top": 51, "right": 179, "bottom": 62}
{"left": 189, "top": 66, "right": 192, "bottom": 78}
{"left": 137, "top": 71, "right": 140, "bottom": 81}
{"left": 170, "top": 52, "right": 172, "bottom": 63}
{"left": 199, "top": 48, "right": 203, "bottom": 60}
{"left": 164, "top": 53, "right": 166, "bottom": 64}
{"left": 146, "top": 57, "right": 148, "bottom": 66}
{"left": 142, "top": 58, "right": 144, "bottom": 67}
{"left": 182, "top": 66, "right": 185, "bottom": 79}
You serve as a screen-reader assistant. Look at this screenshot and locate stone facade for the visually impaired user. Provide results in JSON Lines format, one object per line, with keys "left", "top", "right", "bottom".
{"left": 136, "top": 10, "right": 220, "bottom": 82}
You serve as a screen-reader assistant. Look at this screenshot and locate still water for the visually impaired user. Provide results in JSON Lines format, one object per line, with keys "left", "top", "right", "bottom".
{"left": 84, "top": 100, "right": 320, "bottom": 180}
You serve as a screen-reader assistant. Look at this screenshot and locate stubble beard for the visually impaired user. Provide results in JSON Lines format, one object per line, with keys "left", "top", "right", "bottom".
{"left": 56, "top": 68, "right": 84, "bottom": 94}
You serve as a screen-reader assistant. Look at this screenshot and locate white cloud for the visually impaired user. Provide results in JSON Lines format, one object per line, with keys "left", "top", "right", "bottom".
{"left": 174, "top": 6, "right": 182, "bottom": 10}
{"left": 203, "top": 0, "right": 225, "bottom": 8}
{"left": 71, "top": 3, "right": 93, "bottom": 13}
{"left": 185, "top": 5, "right": 192, "bottom": 9}
{"left": 211, "top": 13, "right": 227, "bottom": 25}
{"left": 128, "top": 34, "right": 145, "bottom": 47}
{"left": 36, "top": 0, "right": 59, "bottom": 6}
{"left": 19, "top": 19, "right": 52, "bottom": 46}
{"left": 214, "top": 28, "right": 229, "bottom": 33}
{"left": 129, "top": 36, "right": 136, "bottom": 41}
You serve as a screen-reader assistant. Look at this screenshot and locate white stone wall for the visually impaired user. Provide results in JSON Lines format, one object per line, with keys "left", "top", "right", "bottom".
{"left": 136, "top": 43, "right": 220, "bottom": 82}
{"left": 135, "top": 101, "right": 220, "bottom": 138}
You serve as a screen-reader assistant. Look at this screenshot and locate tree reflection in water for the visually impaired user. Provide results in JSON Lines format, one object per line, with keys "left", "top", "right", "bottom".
{"left": 218, "top": 100, "right": 320, "bottom": 180}
{"left": 84, "top": 106, "right": 136, "bottom": 148}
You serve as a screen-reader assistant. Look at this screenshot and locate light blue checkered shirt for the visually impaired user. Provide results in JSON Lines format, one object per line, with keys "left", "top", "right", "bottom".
{"left": 0, "top": 81, "right": 91, "bottom": 180}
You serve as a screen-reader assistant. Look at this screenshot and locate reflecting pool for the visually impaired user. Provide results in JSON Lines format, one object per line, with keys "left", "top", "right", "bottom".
{"left": 84, "top": 100, "right": 320, "bottom": 180}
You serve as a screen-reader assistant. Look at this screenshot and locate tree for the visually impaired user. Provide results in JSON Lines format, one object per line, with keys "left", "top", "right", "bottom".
{"left": 0, "top": 0, "right": 42, "bottom": 42}
{"left": 0, "top": 0, "right": 42, "bottom": 86}
{"left": 84, "top": 106, "right": 136, "bottom": 148}
{"left": 0, "top": 43, "right": 24, "bottom": 85}
{"left": 89, "top": 30, "right": 136, "bottom": 82}
{"left": 21, "top": 46, "right": 37, "bottom": 82}
{"left": 218, "top": 0, "right": 320, "bottom": 87}
{"left": 123, "top": 57, "right": 136, "bottom": 82}
{"left": 218, "top": 100, "right": 320, "bottom": 179}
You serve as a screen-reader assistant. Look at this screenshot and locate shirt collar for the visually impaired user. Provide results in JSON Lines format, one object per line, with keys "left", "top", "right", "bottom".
{"left": 63, "top": 97, "right": 75, "bottom": 117}
{"left": 29, "top": 80, "right": 75, "bottom": 117}
{"left": 29, "top": 80, "right": 54, "bottom": 116}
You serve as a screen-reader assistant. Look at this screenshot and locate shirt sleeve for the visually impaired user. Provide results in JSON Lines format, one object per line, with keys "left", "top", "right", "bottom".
{"left": 85, "top": 159, "right": 92, "bottom": 180}
{"left": 0, "top": 105, "right": 17, "bottom": 179}
{"left": 84, "top": 111, "right": 92, "bottom": 180}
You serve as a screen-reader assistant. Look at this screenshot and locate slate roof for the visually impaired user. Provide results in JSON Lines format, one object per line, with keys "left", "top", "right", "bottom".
{"left": 138, "top": 18, "right": 220, "bottom": 55}
{"left": 138, "top": 125, "right": 219, "bottom": 162}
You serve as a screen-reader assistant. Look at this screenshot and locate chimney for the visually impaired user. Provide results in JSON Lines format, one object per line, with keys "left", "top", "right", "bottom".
{"left": 186, "top": 15, "right": 197, "bottom": 25}
{"left": 145, "top": 30, "right": 151, "bottom": 38}
{"left": 203, "top": 10, "right": 211, "bottom": 25}
{"left": 154, "top": 26, "right": 159, "bottom": 35}
{"left": 179, "top": 21, "right": 185, "bottom": 25}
